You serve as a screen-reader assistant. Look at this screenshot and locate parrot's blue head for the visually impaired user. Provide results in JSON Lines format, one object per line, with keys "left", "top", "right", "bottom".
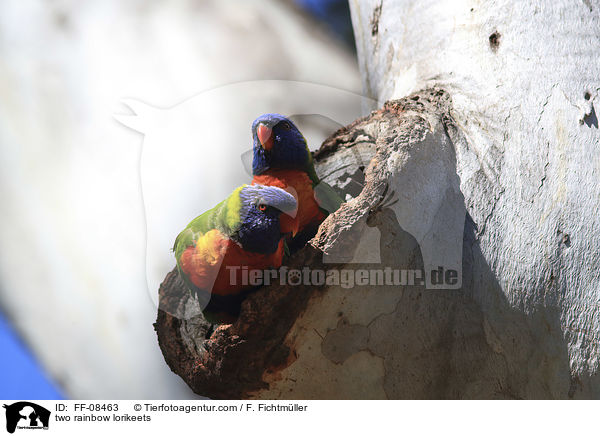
{"left": 234, "top": 184, "right": 298, "bottom": 254}
{"left": 251, "top": 113, "right": 311, "bottom": 175}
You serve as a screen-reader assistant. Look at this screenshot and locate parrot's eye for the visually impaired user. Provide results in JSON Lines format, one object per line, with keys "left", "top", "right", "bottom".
{"left": 258, "top": 204, "right": 267, "bottom": 211}
{"left": 280, "top": 122, "right": 292, "bottom": 131}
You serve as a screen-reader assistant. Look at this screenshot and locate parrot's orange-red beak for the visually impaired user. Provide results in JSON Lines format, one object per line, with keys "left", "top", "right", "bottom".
{"left": 257, "top": 123, "right": 274, "bottom": 151}
{"left": 280, "top": 213, "right": 299, "bottom": 238}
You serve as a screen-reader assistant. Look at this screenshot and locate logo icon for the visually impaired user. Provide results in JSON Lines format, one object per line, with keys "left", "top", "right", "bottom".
{"left": 3, "top": 402, "right": 50, "bottom": 434}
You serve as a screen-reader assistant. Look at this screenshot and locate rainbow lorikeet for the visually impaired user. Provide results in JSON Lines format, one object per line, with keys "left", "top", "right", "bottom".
{"left": 251, "top": 113, "right": 343, "bottom": 251}
{"left": 173, "top": 184, "right": 298, "bottom": 324}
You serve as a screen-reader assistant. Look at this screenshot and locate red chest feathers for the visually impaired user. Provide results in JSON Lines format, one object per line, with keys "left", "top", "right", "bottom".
{"left": 180, "top": 231, "right": 285, "bottom": 297}
{"left": 252, "top": 169, "right": 325, "bottom": 230}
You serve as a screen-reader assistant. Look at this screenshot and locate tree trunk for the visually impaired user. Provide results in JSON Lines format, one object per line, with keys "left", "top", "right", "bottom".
{"left": 349, "top": 0, "right": 600, "bottom": 398}
{"left": 155, "top": 0, "right": 600, "bottom": 398}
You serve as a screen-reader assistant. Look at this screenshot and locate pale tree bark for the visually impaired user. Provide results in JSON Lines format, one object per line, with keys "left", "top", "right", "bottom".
{"left": 156, "top": 0, "right": 600, "bottom": 398}
{"left": 349, "top": 0, "right": 600, "bottom": 398}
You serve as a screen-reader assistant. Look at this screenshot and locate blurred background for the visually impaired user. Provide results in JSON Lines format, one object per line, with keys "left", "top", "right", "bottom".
{"left": 0, "top": 0, "right": 362, "bottom": 399}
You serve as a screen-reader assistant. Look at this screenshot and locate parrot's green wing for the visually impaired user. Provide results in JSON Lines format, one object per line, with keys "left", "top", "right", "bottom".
{"left": 173, "top": 186, "right": 246, "bottom": 257}
{"left": 173, "top": 186, "right": 247, "bottom": 299}
{"left": 172, "top": 200, "right": 223, "bottom": 259}
{"left": 313, "top": 181, "right": 344, "bottom": 215}
{"left": 172, "top": 205, "right": 221, "bottom": 301}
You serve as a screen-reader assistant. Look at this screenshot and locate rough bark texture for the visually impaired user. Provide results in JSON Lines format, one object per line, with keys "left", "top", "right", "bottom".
{"left": 155, "top": 246, "right": 326, "bottom": 399}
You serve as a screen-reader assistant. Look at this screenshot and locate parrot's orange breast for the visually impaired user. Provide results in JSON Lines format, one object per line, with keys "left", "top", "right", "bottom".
{"left": 252, "top": 169, "right": 325, "bottom": 231}
{"left": 180, "top": 229, "right": 285, "bottom": 297}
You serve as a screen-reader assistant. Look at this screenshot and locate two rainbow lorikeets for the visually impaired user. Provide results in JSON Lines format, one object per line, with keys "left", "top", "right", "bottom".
{"left": 174, "top": 114, "right": 342, "bottom": 324}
